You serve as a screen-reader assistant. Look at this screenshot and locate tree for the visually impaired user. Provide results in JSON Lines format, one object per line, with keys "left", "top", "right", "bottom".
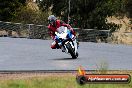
{"left": 14, "top": 7, "right": 48, "bottom": 24}
{"left": 0, "top": 0, "right": 26, "bottom": 21}
{"left": 13, "top": 1, "right": 49, "bottom": 24}
{"left": 39, "top": 0, "right": 124, "bottom": 30}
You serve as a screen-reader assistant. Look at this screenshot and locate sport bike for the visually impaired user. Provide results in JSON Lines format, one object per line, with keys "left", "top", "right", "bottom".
{"left": 55, "top": 26, "right": 78, "bottom": 59}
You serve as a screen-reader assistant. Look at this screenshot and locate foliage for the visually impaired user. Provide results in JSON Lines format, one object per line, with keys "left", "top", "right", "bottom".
{"left": 0, "top": 0, "right": 131, "bottom": 31}
{"left": 0, "top": 0, "right": 26, "bottom": 21}
{"left": 0, "top": 74, "right": 132, "bottom": 88}
{"left": 39, "top": 0, "right": 125, "bottom": 30}
{"left": 14, "top": 7, "right": 48, "bottom": 24}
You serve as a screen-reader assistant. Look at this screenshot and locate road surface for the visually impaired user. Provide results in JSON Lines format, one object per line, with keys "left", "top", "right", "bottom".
{"left": 0, "top": 37, "right": 132, "bottom": 70}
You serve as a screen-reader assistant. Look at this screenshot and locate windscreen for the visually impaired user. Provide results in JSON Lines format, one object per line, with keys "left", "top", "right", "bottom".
{"left": 56, "top": 26, "right": 66, "bottom": 34}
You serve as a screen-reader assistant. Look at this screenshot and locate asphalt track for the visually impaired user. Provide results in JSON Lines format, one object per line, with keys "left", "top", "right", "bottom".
{"left": 0, "top": 37, "right": 132, "bottom": 70}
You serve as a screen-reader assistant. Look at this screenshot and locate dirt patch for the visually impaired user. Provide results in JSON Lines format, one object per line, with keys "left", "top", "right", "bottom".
{"left": 0, "top": 71, "right": 131, "bottom": 80}
{"left": 0, "top": 73, "right": 75, "bottom": 80}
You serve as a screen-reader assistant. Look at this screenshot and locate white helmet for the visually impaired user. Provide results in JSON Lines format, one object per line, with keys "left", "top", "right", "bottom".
{"left": 48, "top": 15, "right": 57, "bottom": 25}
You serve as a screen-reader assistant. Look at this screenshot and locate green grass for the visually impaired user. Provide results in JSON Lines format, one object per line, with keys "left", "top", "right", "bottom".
{"left": 0, "top": 74, "right": 131, "bottom": 88}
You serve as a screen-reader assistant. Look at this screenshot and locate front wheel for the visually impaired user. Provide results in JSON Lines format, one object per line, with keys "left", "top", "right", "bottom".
{"left": 66, "top": 42, "right": 77, "bottom": 59}
{"left": 76, "top": 52, "right": 79, "bottom": 58}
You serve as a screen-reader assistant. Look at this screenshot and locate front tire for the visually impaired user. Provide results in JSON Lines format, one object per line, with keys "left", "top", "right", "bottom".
{"left": 66, "top": 42, "right": 77, "bottom": 59}
{"left": 76, "top": 52, "right": 79, "bottom": 58}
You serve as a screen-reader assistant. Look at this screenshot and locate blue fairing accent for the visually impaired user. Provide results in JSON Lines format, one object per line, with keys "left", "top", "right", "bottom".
{"left": 67, "top": 30, "right": 72, "bottom": 39}
{"left": 55, "top": 29, "right": 72, "bottom": 45}
{"left": 55, "top": 36, "right": 59, "bottom": 40}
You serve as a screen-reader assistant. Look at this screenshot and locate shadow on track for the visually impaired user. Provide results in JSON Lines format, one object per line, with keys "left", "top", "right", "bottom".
{"left": 52, "top": 58, "right": 76, "bottom": 60}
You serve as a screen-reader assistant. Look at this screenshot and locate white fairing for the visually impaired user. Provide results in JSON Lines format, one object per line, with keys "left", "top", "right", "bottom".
{"left": 56, "top": 26, "right": 66, "bottom": 33}
{"left": 55, "top": 26, "right": 68, "bottom": 39}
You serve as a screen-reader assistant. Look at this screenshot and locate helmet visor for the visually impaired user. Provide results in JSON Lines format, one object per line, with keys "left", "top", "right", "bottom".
{"left": 49, "top": 19, "right": 54, "bottom": 25}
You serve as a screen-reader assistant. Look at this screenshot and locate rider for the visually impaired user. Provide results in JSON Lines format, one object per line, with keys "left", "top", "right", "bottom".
{"left": 48, "top": 15, "right": 76, "bottom": 49}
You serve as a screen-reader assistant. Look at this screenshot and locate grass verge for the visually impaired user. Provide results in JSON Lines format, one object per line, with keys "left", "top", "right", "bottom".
{"left": 0, "top": 71, "right": 131, "bottom": 88}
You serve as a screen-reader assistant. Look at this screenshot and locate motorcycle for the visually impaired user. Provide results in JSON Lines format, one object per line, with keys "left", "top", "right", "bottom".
{"left": 55, "top": 26, "right": 78, "bottom": 59}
